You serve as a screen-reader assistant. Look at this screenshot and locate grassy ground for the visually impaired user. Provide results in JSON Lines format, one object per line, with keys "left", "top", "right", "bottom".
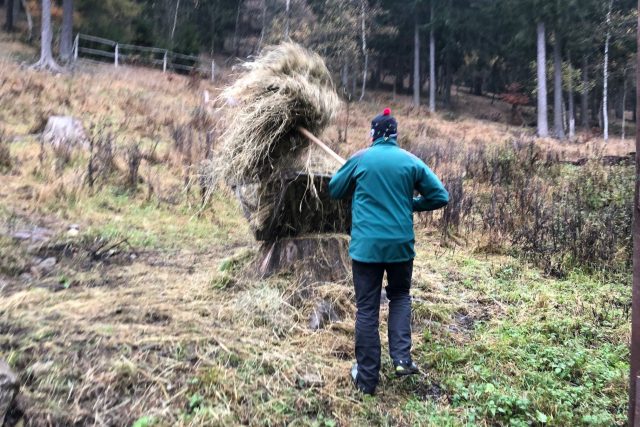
{"left": 0, "top": 37, "right": 632, "bottom": 426}
{"left": 0, "top": 184, "right": 629, "bottom": 425}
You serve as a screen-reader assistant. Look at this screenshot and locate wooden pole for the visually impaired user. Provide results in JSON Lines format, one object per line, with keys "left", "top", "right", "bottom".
{"left": 115, "top": 43, "right": 119, "bottom": 67}
{"left": 298, "top": 127, "right": 346, "bottom": 166}
{"left": 211, "top": 60, "right": 215, "bottom": 82}
{"left": 163, "top": 50, "right": 167, "bottom": 73}
{"left": 630, "top": 1, "right": 640, "bottom": 424}
{"left": 73, "top": 33, "right": 79, "bottom": 61}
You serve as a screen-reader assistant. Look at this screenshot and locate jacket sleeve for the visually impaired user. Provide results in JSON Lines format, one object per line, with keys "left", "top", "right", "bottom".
{"left": 413, "top": 161, "right": 449, "bottom": 212}
{"left": 329, "top": 155, "right": 360, "bottom": 199}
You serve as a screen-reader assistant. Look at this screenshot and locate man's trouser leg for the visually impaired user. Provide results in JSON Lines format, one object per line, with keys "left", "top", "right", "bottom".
{"left": 385, "top": 260, "right": 413, "bottom": 365}
{"left": 352, "top": 260, "right": 384, "bottom": 394}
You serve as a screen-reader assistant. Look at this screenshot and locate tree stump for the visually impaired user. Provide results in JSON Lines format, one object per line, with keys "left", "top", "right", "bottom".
{"left": 42, "top": 116, "right": 89, "bottom": 152}
{"left": 254, "top": 234, "right": 350, "bottom": 284}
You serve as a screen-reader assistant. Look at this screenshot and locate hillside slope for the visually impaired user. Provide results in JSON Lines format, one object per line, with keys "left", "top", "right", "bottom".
{"left": 0, "top": 40, "right": 632, "bottom": 426}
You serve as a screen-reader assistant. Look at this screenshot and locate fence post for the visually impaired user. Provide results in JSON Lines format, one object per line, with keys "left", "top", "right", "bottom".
{"left": 211, "top": 60, "right": 215, "bottom": 82}
{"left": 163, "top": 50, "right": 168, "bottom": 73}
{"left": 115, "top": 43, "right": 119, "bottom": 67}
{"left": 73, "top": 33, "right": 79, "bottom": 61}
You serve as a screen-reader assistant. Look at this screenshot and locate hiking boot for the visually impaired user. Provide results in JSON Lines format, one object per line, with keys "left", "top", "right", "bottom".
{"left": 351, "top": 363, "right": 374, "bottom": 395}
{"left": 394, "top": 360, "right": 420, "bottom": 377}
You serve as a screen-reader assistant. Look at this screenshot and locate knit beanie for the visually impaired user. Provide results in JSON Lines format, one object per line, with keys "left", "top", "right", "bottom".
{"left": 370, "top": 108, "right": 398, "bottom": 141}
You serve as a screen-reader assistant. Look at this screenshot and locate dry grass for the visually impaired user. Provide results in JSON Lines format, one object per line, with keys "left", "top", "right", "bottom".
{"left": 0, "top": 38, "right": 631, "bottom": 426}
{"left": 0, "top": 57, "right": 217, "bottom": 142}
{"left": 216, "top": 42, "right": 340, "bottom": 184}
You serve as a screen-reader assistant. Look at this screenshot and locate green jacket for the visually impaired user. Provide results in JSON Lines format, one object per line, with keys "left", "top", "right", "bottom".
{"left": 329, "top": 138, "right": 449, "bottom": 263}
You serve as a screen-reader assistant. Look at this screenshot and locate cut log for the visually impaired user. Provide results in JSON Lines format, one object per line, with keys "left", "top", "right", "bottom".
{"left": 254, "top": 234, "right": 350, "bottom": 284}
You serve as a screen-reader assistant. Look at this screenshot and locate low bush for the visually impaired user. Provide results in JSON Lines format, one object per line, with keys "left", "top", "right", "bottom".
{"left": 411, "top": 137, "right": 632, "bottom": 277}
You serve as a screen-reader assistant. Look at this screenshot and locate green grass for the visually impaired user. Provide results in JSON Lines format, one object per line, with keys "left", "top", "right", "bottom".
{"left": 54, "top": 186, "right": 249, "bottom": 251}
{"left": 400, "top": 248, "right": 630, "bottom": 426}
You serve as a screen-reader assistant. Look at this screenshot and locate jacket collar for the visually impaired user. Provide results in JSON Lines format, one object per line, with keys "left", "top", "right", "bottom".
{"left": 371, "top": 137, "right": 398, "bottom": 147}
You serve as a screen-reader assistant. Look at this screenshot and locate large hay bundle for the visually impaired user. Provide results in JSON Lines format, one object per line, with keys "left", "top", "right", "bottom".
{"left": 219, "top": 43, "right": 341, "bottom": 184}
{"left": 217, "top": 43, "right": 347, "bottom": 241}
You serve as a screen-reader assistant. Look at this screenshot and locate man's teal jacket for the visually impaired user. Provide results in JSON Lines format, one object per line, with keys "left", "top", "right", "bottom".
{"left": 329, "top": 137, "right": 449, "bottom": 263}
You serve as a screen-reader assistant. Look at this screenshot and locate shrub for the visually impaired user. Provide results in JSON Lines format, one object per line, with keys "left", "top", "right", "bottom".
{"left": 410, "top": 137, "right": 632, "bottom": 277}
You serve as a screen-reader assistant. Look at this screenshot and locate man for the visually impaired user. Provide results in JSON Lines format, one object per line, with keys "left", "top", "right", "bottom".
{"left": 329, "top": 108, "right": 449, "bottom": 395}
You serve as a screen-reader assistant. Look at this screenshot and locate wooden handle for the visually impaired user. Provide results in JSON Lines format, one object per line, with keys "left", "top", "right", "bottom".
{"left": 298, "top": 126, "right": 346, "bottom": 166}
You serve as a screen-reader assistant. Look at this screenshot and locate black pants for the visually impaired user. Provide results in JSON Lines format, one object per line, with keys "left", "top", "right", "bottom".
{"left": 352, "top": 259, "right": 413, "bottom": 393}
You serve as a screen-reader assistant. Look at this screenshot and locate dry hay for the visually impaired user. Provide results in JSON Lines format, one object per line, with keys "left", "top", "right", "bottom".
{"left": 212, "top": 43, "right": 345, "bottom": 240}
{"left": 233, "top": 145, "right": 350, "bottom": 240}
{"left": 217, "top": 42, "right": 341, "bottom": 185}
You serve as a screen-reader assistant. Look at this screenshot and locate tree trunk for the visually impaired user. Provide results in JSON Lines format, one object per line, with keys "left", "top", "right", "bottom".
{"left": 20, "top": 0, "right": 33, "bottom": 41}
{"left": 5, "top": 0, "right": 14, "bottom": 32}
{"left": 209, "top": 0, "right": 216, "bottom": 54}
{"left": 622, "top": 73, "right": 628, "bottom": 140}
{"left": 285, "top": 0, "right": 290, "bottom": 39}
{"left": 395, "top": 71, "right": 403, "bottom": 95}
{"left": 429, "top": 0, "right": 436, "bottom": 112}
{"left": 59, "top": 0, "right": 73, "bottom": 62}
{"left": 351, "top": 66, "right": 357, "bottom": 98}
{"left": 553, "top": 34, "right": 565, "bottom": 138}
{"left": 568, "top": 60, "right": 576, "bottom": 139}
{"left": 359, "top": 0, "right": 368, "bottom": 102}
{"left": 581, "top": 56, "right": 590, "bottom": 129}
{"left": 341, "top": 61, "right": 349, "bottom": 91}
{"left": 536, "top": 22, "right": 549, "bottom": 137}
{"left": 256, "top": 0, "right": 266, "bottom": 52}
{"left": 603, "top": 0, "right": 612, "bottom": 141}
{"left": 254, "top": 235, "right": 350, "bottom": 285}
{"left": 627, "top": 2, "right": 640, "bottom": 424}
{"left": 413, "top": 12, "right": 420, "bottom": 106}
{"left": 170, "top": 0, "right": 181, "bottom": 45}
{"left": 32, "top": 0, "right": 61, "bottom": 72}
{"left": 443, "top": 48, "right": 452, "bottom": 108}
{"left": 233, "top": 0, "right": 242, "bottom": 56}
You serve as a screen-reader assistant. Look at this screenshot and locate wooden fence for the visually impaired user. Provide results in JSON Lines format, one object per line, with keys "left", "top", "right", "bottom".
{"left": 72, "top": 33, "right": 216, "bottom": 81}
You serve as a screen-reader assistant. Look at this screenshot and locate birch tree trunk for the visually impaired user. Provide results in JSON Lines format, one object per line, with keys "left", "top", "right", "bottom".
{"left": 32, "top": 0, "right": 61, "bottom": 72}
{"left": 413, "top": 14, "right": 420, "bottom": 106}
{"left": 429, "top": 0, "right": 436, "bottom": 112}
{"left": 553, "top": 34, "right": 565, "bottom": 138}
{"left": 60, "top": 0, "right": 73, "bottom": 62}
{"left": 359, "top": 0, "right": 368, "bottom": 102}
{"left": 536, "top": 22, "right": 549, "bottom": 137}
{"left": 581, "top": 56, "right": 589, "bottom": 129}
{"left": 568, "top": 60, "right": 576, "bottom": 139}
{"left": 603, "top": 0, "right": 612, "bottom": 141}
